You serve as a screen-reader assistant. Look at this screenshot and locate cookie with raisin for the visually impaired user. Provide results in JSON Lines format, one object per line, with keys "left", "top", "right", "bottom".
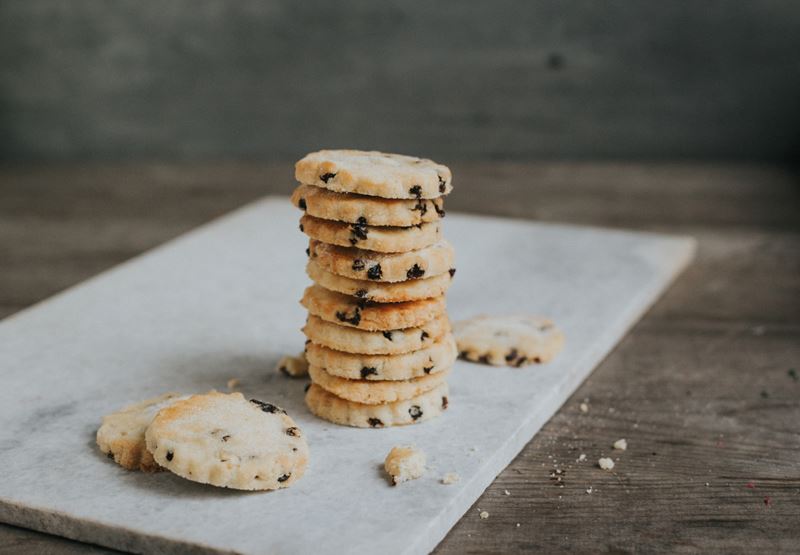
{"left": 305, "top": 382, "right": 450, "bottom": 428}
{"left": 453, "top": 315, "right": 565, "bottom": 367}
{"left": 295, "top": 150, "right": 452, "bottom": 199}
{"left": 291, "top": 184, "right": 445, "bottom": 227}
{"left": 145, "top": 392, "right": 308, "bottom": 490}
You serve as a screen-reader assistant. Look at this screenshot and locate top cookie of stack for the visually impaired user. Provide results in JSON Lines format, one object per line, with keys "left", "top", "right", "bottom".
{"left": 292, "top": 150, "right": 456, "bottom": 428}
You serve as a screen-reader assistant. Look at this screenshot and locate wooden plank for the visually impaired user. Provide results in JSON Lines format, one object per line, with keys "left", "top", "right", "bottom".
{"left": 0, "top": 162, "right": 798, "bottom": 553}
{"left": 1, "top": 2, "right": 800, "bottom": 161}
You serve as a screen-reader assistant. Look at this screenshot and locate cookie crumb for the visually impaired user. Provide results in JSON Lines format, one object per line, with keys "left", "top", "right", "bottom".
{"left": 586, "top": 487, "right": 593, "bottom": 494}
{"left": 598, "top": 457, "right": 615, "bottom": 471}
{"left": 226, "top": 378, "right": 240, "bottom": 390}
{"left": 579, "top": 402, "right": 589, "bottom": 413}
{"left": 516, "top": 522, "right": 521, "bottom": 527}
{"left": 503, "top": 489, "right": 511, "bottom": 496}
{"left": 577, "top": 453, "right": 587, "bottom": 462}
{"left": 385, "top": 445, "right": 426, "bottom": 485}
{"left": 276, "top": 353, "right": 309, "bottom": 378}
{"left": 441, "top": 472, "right": 460, "bottom": 484}
{"left": 613, "top": 438, "right": 628, "bottom": 451}
{"left": 479, "top": 511, "right": 489, "bottom": 519}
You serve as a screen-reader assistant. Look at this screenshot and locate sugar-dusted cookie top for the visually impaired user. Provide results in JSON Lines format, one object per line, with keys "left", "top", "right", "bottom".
{"left": 145, "top": 391, "right": 308, "bottom": 490}
{"left": 295, "top": 150, "right": 452, "bottom": 199}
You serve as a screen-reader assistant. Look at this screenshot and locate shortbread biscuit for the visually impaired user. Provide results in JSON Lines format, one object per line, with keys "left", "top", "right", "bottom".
{"left": 97, "top": 393, "right": 188, "bottom": 472}
{"left": 384, "top": 446, "right": 426, "bottom": 485}
{"left": 308, "top": 239, "right": 455, "bottom": 283}
{"left": 300, "top": 214, "right": 441, "bottom": 253}
{"left": 291, "top": 184, "right": 445, "bottom": 227}
{"left": 304, "top": 334, "right": 457, "bottom": 381}
{"left": 300, "top": 285, "right": 445, "bottom": 331}
{"left": 307, "top": 364, "right": 450, "bottom": 405}
{"left": 145, "top": 392, "right": 309, "bottom": 490}
{"left": 305, "top": 382, "right": 450, "bottom": 428}
{"left": 306, "top": 260, "right": 451, "bottom": 303}
{"left": 302, "top": 314, "right": 449, "bottom": 355}
{"left": 453, "top": 315, "right": 565, "bottom": 366}
{"left": 295, "top": 150, "right": 452, "bottom": 199}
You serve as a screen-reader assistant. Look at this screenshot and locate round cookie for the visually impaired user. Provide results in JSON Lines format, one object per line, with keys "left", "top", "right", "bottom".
{"left": 305, "top": 334, "right": 457, "bottom": 381}
{"left": 308, "top": 239, "right": 455, "bottom": 283}
{"left": 305, "top": 382, "right": 450, "bottom": 428}
{"left": 291, "top": 184, "right": 445, "bottom": 227}
{"left": 301, "top": 285, "right": 445, "bottom": 331}
{"left": 308, "top": 364, "right": 450, "bottom": 405}
{"left": 295, "top": 150, "right": 452, "bottom": 200}
{"left": 96, "top": 393, "right": 188, "bottom": 472}
{"left": 300, "top": 214, "right": 441, "bottom": 253}
{"left": 302, "top": 314, "right": 450, "bottom": 355}
{"left": 145, "top": 392, "right": 309, "bottom": 491}
{"left": 453, "top": 315, "right": 565, "bottom": 367}
{"left": 306, "top": 260, "right": 451, "bottom": 303}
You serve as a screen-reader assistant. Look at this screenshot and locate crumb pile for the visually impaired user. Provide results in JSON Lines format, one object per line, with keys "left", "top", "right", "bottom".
{"left": 292, "top": 150, "right": 456, "bottom": 427}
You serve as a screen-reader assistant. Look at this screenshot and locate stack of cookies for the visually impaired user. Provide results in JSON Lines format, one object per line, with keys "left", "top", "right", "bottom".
{"left": 291, "top": 150, "right": 457, "bottom": 428}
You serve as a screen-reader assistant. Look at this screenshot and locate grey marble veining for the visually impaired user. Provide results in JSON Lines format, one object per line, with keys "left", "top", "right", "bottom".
{"left": 0, "top": 199, "right": 694, "bottom": 554}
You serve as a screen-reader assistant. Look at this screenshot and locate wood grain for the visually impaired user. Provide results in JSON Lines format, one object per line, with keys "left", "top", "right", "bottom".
{"left": 2, "top": 2, "right": 800, "bottom": 161}
{"left": 0, "top": 162, "right": 798, "bottom": 554}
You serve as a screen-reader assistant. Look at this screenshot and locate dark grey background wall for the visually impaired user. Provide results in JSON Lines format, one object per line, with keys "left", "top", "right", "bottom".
{"left": 1, "top": 1, "right": 799, "bottom": 161}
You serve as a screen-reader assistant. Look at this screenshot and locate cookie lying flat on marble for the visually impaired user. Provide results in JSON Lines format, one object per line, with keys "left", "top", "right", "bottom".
{"left": 384, "top": 445, "right": 426, "bottom": 485}
{"left": 295, "top": 150, "right": 452, "bottom": 199}
{"left": 303, "top": 314, "right": 450, "bottom": 355}
{"left": 453, "top": 315, "right": 565, "bottom": 366}
{"left": 304, "top": 334, "right": 457, "bottom": 381}
{"left": 308, "top": 239, "right": 455, "bottom": 283}
{"left": 300, "top": 214, "right": 441, "bottom": 253}
{"left": 300, "top": 285, "right": 446, "bottom": 331}
{"left": 307, "top": 260, "right": 452, "bottom": 303}
{"left": 96, "top": 393, "right": 188, "bottom": 472}
{"left": 276, "top": 352, "right": 309, "bottom": 378}
{"left": 145, "top": 392, "right": 308, "bottom": 490}
{"left": 305, "top": 382, "right": 449, "bottom": 428}
{"left": 291, "top": 184, "right": 445, "bottom": 227}
{"left": 308, "top": 364, "right": 450, "bottom": 405}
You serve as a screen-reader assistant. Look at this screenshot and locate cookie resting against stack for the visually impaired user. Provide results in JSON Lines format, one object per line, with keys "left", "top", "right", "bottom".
{"left": 97, "top": 392, "right": 309, "bottom": 491}
{"left": 291, "top": 150, "right": 456, "bottom": 428}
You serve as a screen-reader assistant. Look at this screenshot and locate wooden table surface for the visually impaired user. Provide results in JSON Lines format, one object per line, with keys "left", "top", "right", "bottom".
{"left": 1, "top": 162, "right": 798, "bottom": 554}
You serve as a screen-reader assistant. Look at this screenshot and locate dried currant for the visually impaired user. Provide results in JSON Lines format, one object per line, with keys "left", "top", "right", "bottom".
{"left": 441, "top": 396, "right": 449, "bottom": 409}
{"left": 352, "top": 259, "right": 365, "bottom": 271}
{"left": 250, "top": 399, "right": 287, "bottom": 414}
{"left": 320, "top": 172, "right": 336, "bottom": 183}
{"left": 409, "top": 185, "right": 422, "bottom": 198}
{"left": 448, "top": 268, "right": 456, "bottom": 277}
{"left": 336, "top": 308, "right": 361, "bottom": 326}
{"left": 505, "top": 349, "right": 518, "bottom": 362}
{"left": 354, "top": 289, "right": 368, "bottom": 298}
{"left": 285, "top": 427, "right": 300, "bottom": 437}
{"left": 368, "top": 417, "right": 384, "bottom": 428}
{"left": 278, "top": 473, "right": 291, "bottom": 482}
{"left": 367, "top": 264, "right": 383, "bottom": 280}
{"left": 409, "top": 405, "right": 423, "bottom": 420}
{"left": 423, "top": 366, "right": 434, "bottom": 374}
{"left": 383, "top": 331, "right": 393, "bottom": 341}
{"left": 166, "top": 451, "right": 174, "bottom": 461}
{"left": 361, "top": 367, "right": 378, "bottom": 379}
{"left": 438, "top": 174, "right": 447, "bottom": 193}
{"left": 298, "top": 198, "right": 307, "bottom": 210}
{"left": 406, "top": 264, "right": 425, "bottom": 279}
{"left": 420, "top": 330, "right": 429, "bottom": 341}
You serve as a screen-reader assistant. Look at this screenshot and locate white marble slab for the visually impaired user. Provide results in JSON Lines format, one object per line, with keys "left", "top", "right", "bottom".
{"left": 0, "top": 198, "right": 694, "bottom": 554}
